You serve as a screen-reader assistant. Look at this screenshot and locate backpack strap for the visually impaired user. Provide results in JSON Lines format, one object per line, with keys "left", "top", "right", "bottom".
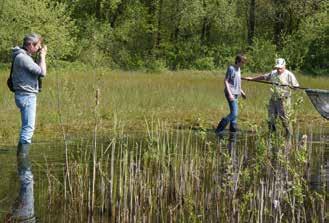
{"left": 10, "top": 53, "right": 20, "bottom": 77}
{"left": 7, "top": 53, "right": 21, "bottom": 93}
{"left": 10, "top": 57, "right": 15, "bottom": 78}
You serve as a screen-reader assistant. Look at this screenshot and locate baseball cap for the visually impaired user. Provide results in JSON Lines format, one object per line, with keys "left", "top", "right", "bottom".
{"left": 274, "top": 58, "right": 286, "bottom": 68}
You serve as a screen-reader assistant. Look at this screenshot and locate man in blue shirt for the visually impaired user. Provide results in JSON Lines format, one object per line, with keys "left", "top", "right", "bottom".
{"left": 215, "top": 54, "right": 247, "bottom": 134}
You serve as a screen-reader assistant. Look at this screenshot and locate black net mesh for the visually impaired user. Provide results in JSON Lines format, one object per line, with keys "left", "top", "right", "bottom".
{"left": 305, "top": 89, "right": 329, "bottom": 120}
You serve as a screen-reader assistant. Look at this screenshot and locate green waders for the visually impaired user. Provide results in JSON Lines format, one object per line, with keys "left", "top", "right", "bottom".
{"left": 268, "top": 96, "right": 292, "bottom": 138}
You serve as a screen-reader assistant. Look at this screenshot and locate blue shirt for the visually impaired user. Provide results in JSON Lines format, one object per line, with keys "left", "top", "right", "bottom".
{"left": 225, "top": 65, "right": 241, "bottom": 95}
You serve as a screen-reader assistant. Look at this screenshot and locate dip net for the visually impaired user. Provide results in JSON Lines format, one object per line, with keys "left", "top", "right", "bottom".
{"left": 305, "top": 89, "right": 329, "bottom": 120}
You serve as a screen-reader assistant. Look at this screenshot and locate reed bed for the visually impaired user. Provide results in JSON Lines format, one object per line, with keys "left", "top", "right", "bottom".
{"left": 35, "top": 119, "right": 328, "bottom": 223}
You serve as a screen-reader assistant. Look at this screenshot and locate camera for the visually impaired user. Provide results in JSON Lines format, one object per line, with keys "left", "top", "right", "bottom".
{"left": 37, "top": 45, "right": 44, "bottom": 53}
{"left": 36, "top": 45, "right": 44, "bottom": 92}
{"left": 34, "top": 38, "right": 44, "bottom": 92}
{"left": 38, "top": 76, "right": 42, "bottom": 92}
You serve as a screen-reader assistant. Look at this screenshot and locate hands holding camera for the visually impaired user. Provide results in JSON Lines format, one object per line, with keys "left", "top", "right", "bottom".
{"left": 37, "top": 44, "right": 47, "bottom": 76}
{"left": 39, "top": 45, "right": 47, "bottom": 58}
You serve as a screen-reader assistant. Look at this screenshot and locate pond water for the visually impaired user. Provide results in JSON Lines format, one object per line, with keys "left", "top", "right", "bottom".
{"left": 0, "top": 129, "right": 328, "bottom": 222}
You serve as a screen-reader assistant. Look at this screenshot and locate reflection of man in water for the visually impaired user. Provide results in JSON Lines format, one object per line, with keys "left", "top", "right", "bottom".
{"left": 227, "top": 132, "right": 238, "bottom": 156}
{"left": 217, "top": 132, "right": 238, "bottom": 157}
{"left": 222, "top": 132, "right": 240, "bottom": 199}
{"left": 218, "top": 132, "right": 239, "bottom": 178}
{"left": 5, "top": 152, "right": 36, "bottom": 222}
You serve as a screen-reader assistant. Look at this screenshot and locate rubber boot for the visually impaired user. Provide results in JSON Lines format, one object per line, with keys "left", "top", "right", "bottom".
{"left": 229, "top": 123, "right": 238, "bottom": 132}
{"left": 17, "top": 143, "right": 30, "bottom": 157}
{"left": 268, "top": 122, "right": 276, "bottom": 133}
{"left": 215, "top": 118, "right": 229, "bottom": 134}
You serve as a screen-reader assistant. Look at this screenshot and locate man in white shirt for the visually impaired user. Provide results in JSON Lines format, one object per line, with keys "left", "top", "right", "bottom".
{"left": 245, "top": 58, "right": 299, "bottom": 137}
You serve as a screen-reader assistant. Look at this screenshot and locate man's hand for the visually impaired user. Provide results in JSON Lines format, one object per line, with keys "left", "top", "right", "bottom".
{"left": 228, "top": 95, "right": 235, "bottom": 101}
{"left": 39, "top": 45, "right": 47, "bottom": 75}
{"left": 40, "top": 45, "right": 47, "bottom": 57}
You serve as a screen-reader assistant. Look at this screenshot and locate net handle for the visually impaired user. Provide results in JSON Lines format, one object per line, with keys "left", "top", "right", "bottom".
{"left": 241, "top": 77, "right": 308, "bottom": 90}
{"left": 242, "top": 77, "right": 329, "bottom": 120}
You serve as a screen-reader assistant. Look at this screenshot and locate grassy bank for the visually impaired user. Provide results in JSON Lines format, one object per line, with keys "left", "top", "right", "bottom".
{"left": 0, "top": 67, "right": 328, "bottom": 145}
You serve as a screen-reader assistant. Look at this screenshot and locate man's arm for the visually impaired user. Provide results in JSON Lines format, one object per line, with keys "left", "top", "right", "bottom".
{"left": 244, "top": 74, "right": 266, "bottom": 81}
{"left": 224, "top": 66, "right": 235, "bottom": 101}
{"left": 224, "top": 78, "right": 234, "bottom": 101}
{"left": 289, "top": 72, "right": 299, "bottom": 88}
{"left": 39, "top": 45, "right": 47, "bottom": 76}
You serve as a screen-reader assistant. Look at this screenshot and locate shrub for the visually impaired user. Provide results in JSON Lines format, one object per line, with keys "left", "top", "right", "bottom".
{"left": 0, "top": 0, "right": 76, "bottom": 62}
{"left": 281, "top": 1, "right": 329, "bottom": 73}
{"left": 280, "top": 32, "right": 309, "bottom": 71}
{"left": 194, "top": 57, "right": 215, "bottom": 70}
{"left": 145, "top": 59, "right": 167, "bottom": 73}
{"left": 212, "top": 44, "right": 241, "bottom": 68}
{"left": 246, "top": 38, "right": 277, "bottom": 72}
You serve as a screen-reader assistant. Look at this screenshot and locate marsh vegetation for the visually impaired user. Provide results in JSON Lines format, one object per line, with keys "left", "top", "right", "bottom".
{"left": 0, "top": 68, "right": 328, "bottom": 222}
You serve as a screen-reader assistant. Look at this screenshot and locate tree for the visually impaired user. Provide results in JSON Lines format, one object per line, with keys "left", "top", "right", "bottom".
{"left": 0, "top": 0, "right": 76, "bottom": 62}
{"left": 247, "top": 0, "right": 255, "bottom": 45}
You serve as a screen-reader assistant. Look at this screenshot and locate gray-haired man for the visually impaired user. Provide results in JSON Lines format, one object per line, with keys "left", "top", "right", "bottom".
{"left": 12, "top": 33, "right": 47, "bottom": 156}
{"left": 245, "top": 58, "right": 299, "bottom": 137}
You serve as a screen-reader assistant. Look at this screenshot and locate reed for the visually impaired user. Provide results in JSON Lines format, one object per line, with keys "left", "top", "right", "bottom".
{"left": 30, "top": 118, "right": 328, "bottom": 223}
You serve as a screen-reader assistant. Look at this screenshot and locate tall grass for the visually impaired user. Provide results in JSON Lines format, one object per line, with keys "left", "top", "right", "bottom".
{"left": 36, "top": 119, "right": 328, "bottom": 222}
{"left": 0, "top": 68, "right": 328, "bottom": 145}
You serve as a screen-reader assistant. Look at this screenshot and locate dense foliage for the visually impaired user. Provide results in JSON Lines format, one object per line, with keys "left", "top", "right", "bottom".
{"left": 0, "top": 0, "right": 328, "bottom": 73}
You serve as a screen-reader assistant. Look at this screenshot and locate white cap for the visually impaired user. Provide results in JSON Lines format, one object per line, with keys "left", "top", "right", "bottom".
{"left": 274, "top": 58, "right": 286, "bottom": 68}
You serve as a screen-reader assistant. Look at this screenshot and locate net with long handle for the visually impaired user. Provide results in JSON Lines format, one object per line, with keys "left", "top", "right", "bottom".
{"left": 242, "top": 78, "right": 329, "bottom": 120}
{"left": 305, "top": 89, "right": 329, "bottom": 120}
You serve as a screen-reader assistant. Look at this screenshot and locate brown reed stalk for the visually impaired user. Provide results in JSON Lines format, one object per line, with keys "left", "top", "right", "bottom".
{"left": 90, "top": 88, "right": 100, "bottom": 219}
{"left": 55, "top": 69, "right": 72, "bottom": 201}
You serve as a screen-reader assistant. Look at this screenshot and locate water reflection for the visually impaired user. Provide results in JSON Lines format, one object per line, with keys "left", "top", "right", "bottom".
{"left": 309, "top": 153, "right": 329, "bottom": 191}
{"left": 6, "top": 154, "right": 36, "bottom": 223}
{"left": 0, "top": 132, "right": 327, "bottom": 221}
{"left": 226, "top": 132, "right": 238, "bottom": 156}
{"left": 217, "top": 132, "right": 240, "bottom": 191}
{"left": 217, "top": 131, "right": 239, "bottom": 156}
{"left": 217, "top": 131, "right": 329, "bottom": 192}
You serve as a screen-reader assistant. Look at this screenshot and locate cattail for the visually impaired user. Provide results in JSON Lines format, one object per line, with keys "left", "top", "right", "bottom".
{"left": 96, "top": 88, "right": 100, "bottom": 106}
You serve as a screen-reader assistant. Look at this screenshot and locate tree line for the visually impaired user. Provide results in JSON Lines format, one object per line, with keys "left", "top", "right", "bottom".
{"left": 0, "top": 0, "right": 328, "bottom": 73}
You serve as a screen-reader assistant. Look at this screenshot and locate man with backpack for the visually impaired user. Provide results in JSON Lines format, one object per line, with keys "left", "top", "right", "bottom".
{"left": 11, "top": 33, "right": 47, "bottom": 156}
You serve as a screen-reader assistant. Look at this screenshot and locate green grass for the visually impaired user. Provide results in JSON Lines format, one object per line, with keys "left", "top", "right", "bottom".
{"left": 0, "top": 66, "right": 328, "bottom": 222}
{"left": 0, "top": 67, "right": 328, "bottom": 145}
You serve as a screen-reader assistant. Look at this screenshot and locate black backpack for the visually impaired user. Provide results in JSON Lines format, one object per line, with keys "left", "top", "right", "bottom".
{"left": 7, "top": 55, "right": 17, "bottom": 93}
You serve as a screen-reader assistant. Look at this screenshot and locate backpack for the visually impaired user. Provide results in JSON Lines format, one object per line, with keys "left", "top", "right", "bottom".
{"left": 7, "top": 55, "right": 17, "bottom": 93}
